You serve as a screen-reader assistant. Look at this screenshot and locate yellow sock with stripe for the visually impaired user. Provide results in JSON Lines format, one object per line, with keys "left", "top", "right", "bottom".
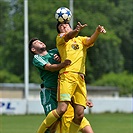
{"left": 37, "top": 109, "right": 60, "bottom": 133}
{"left": 69, "top": 121, "right": 80, "bottom": 133}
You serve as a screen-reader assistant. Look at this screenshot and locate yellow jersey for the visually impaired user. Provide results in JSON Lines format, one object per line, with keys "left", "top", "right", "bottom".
{"left": 56, "top": 34, "right": 94, "bottom": 75}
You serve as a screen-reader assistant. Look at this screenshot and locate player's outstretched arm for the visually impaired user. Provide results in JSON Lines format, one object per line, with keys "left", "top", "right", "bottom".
{"left": 75, "top": 22, "right": 87, "bottom": 32}
{"left": 65, "top": 22, "right": 87, "bottom": 42}
{"left": 86, "top": 25, "right": 106, "bottom": 45}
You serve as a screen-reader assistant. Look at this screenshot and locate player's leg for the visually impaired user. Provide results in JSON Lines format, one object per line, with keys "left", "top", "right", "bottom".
{"left": 78, "top": 74, "right": 94, "bottom": 133}
{"left": 37, "top": 71, "right": 73, "bottom": 133}
{"left": 37, "top": 101, "right": 69, "bottom": 133}
{"left": 40, "top": 89, "right": 57, "bottom": 116}
{"left": 56, "top": 103, "right": 74, "bottom": 133}
{"left": 57, "top": 98, "right": 93, "bottom": 133}
{"left": 37, "top": 89, "right": 60, "bottom": 133}
{"left": 37, "top": 109, "right": 60, "bottom": 133}
{"left": 69, "top": 73, "right": 87, "bottom": 133}
{"left": 48, "top": 120, "right": 61, "bottom": 133}
{"left": 59, "top": 115, "right": 94, "bottom": 133}
{"left": 57, "top": 103, "right": 93, "bottom": 133}
{"left": 56, "top": 72, "right": 76, "bottom": 117}
{"left": 69, "top": 104, "right": 84, "bottom": 133}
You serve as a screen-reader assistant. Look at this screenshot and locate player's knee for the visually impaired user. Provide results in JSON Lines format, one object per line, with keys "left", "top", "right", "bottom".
{"left": 75, "top": 111, "right": 84, "bottom": 122}
{"left": 59, "top": 107, "right": 67, "bottom": 116}
{"left": 77, "top": 113, "right": 84, "bottom": 121}
{"left": 73, "top": 114, "right": 84, "bottom": 125}
{"left": 72, "top": 114, "right": 83, "bottom": 125}
{"left": 57, "top": 102, "right": 68, "bottom": 116}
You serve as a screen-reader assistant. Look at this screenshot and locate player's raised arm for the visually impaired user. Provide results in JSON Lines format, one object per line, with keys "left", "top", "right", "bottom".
{"left": 86, "top": 25, "right": 106, "bottom": 45}
{"left": 65, "top": 22, "right": 87, "bottom": 42}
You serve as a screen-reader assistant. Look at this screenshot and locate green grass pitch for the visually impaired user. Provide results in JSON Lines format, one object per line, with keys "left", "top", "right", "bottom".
{"left": 0, "top": 113, "right": 132, "bottom": 133}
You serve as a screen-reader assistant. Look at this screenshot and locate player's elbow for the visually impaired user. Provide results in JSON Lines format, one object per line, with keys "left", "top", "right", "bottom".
{"left": 44, "top": 64, "right": 55, "bottom": 72}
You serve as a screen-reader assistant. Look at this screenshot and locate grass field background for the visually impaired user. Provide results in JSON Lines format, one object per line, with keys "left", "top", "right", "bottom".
{"left": 0, "top": 113, "right": 132, "bottom": 133}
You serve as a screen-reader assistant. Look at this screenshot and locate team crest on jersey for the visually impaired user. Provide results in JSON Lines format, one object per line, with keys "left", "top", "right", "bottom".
{"left": 71, "top": 43, "right": 79, "bottom": 50}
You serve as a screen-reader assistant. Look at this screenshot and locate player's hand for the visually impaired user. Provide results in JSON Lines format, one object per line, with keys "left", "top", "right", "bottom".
{"left": 86, "top": 100, "right": 93, "bottom": 108}
{"left": 96, "top": 25, "right": 106, "bottom": 33}
{"left": 54, "top": 54, "right": 61, "bottom": 62}
{"left": 63, "top": 59, "right": 71, "bottom": 66}
{"left": 75, "top": 22, "right": 87, "bottom": 32}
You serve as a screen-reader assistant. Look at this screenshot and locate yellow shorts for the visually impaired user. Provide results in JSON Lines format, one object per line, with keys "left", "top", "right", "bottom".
{"left": 57, "top": 72, "right": 87, "bottom": 107}
{"left": 55, "top": 116, "right": 91, "bottom": 133}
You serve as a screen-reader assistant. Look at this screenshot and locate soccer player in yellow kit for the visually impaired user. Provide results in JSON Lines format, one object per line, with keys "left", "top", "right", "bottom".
{"left": 37, "top": 22, "right": 106, "bottom": 133}
{"left": 56, "top": 22, "right": 106, "bottom": 133}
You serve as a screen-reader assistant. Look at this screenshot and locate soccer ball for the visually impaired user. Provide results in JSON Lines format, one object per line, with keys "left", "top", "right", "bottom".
{"left": 55, "top": 7, "right": 72, "bottom": 23}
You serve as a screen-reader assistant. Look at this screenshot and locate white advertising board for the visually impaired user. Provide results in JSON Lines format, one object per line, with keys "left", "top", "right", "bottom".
{"left": 90, "top": 97, "right": 133, "bottom": 113}
{"left": 0, "top": 99, "right": 26, "bottom": 114}
{"left": 0, "top": 98, "right": 132, "bottom": 115}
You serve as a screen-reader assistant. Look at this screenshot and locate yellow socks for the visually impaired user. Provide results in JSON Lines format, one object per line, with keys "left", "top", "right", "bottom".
{"left": 69, "top": 121, "right": 80, "bottom": 133}
{"left": 37, "top": 109, "right": 60, "bottom": 133}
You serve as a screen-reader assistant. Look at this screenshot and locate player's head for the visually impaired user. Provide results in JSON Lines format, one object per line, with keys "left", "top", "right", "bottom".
{"left": 29, "top": 38, "right": 46, "bottom": 54}
{"left": 56, "top": 22, "right": 72, "bottom": 33}
{"left": 29, "top": 38, "right": 38, "bottom": 54}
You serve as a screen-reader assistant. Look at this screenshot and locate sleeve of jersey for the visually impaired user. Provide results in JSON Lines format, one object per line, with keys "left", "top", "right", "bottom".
{"left": 56, "top": 33, "right": 66, "bottom": 46}
{"left": 80, "top": 36, "right": 94, "bottom": 48}
{"left": 49, "top": 48, "right": 59, "bottom": 55}
{"left": 54, "top": 48, "right": 60, "bottom": 56}
{"left": 33, "top": 55, "right": 47, "bottom": 70}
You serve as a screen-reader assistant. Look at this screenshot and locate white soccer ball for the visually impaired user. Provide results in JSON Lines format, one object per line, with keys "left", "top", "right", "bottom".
{"left": 55, "top": 7, "right": 72, "bottom": 23}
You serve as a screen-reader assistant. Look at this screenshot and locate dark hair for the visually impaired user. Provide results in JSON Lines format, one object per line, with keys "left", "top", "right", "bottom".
{"left": 29, "top": 38, "right": 38, "bottom": 54}
{"left": 56, "top": 22, "right": 61, "bottom": 33}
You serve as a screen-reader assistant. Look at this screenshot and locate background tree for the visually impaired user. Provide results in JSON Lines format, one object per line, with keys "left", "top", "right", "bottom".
{"left": 0, "top": 0, "right": 10, "bottom": 69}
{"left": 109, "top": 0, "right": 133, "bottom": 73}
{"left": 0, "top": 0, "right": 132, "bottom": 89}
{"left": 0, "top": 0, "right": 24, "bottom": 82}
{"left": 74, "top": 0, "right": 124, "bottom": 83}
